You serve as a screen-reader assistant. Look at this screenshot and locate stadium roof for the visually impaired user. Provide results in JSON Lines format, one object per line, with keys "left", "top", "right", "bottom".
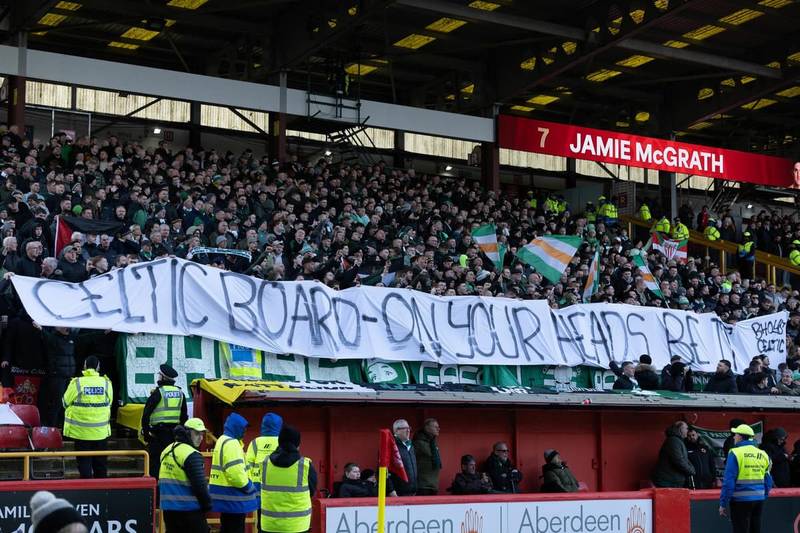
{"left": 7, "top": 0, "right": 800, "bottom": 155}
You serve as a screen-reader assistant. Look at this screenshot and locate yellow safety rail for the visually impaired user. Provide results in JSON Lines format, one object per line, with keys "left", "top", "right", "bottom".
{"left": 0, "top": 450, "right": 149, "bottom": 480}
{"left": 621, "top": 214, "right": 800, "bottom": 284}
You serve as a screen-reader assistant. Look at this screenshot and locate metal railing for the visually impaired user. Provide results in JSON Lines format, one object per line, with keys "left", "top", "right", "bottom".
{"left": 0, "top": 450, "right": 149, "bottom": 480}
{"left": 621, "top": 214, "right": 800, "bottom": 284}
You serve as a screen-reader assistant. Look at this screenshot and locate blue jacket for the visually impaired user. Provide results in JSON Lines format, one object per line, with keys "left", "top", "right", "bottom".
{"left": 210, "top": 413, "right": 258, "bottom": 514}
{"left": 261, "top": 412, "right": 282, "bottom": 436}
{"left": 224, "top": 412, "right": 249, "bottom": 440}
{"left": 720, "top": 440, "right": 773, "bottom": 507}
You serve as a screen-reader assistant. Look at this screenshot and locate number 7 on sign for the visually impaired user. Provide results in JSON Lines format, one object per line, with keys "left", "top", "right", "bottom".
{"left": 537, "top": 127, "right": 549, "bottom": 148}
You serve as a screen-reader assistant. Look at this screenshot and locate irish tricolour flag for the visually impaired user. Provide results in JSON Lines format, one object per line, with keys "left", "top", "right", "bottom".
{"left": 651, "top": 232, "right": 688, "bottom": 263}
{"left": 517, "top": 235, "right": 582, "bottom": 283}
{"left": 582, "top": 249, "right": 601, "bottom": 302}
{"left": 632, "top": 254, "right": 663, "bottom": 298}
{"left": 472, "top": 224, "right": 504, "bottom": 269}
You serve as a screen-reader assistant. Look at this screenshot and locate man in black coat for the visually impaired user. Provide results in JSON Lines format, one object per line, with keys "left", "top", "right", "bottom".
{"left": 37, "top": 324, "right": 78, "bottom": 428}
{"left": 391, "top": 419, "right": 417, "bottom": 496}
{"left": 634, "top": 355, "right": 660, "bottom": 390}
{"left": 704, "top": 360, "right": 738, "bottom": 394}
{"left": 337, "top": 463, "right": 379, "bottom": 498}
{"left": 685, "top": 428, "right": 717, "bottom": 489}
{"left": 484, "top": 442, "right": 521, "bottom": 493}
{"left": 761, "top": 428, "right": 791, "bottom": 487}
{"left": 610, "top": 361, "right": 639, "bottom": 390}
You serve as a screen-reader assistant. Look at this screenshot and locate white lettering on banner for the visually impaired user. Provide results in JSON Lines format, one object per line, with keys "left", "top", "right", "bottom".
{"left": 10, "top": 259, "right": 785, "bottom": 372}
{"left": 326, "top": 499, "right": 653, "bottom": 533}
{"left": 569, "top": 132, "right": 726, "bottom": 175}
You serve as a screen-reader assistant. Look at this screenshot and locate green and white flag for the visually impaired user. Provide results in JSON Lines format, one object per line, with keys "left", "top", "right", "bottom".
{"left": 517, "top": 235, "right": 582, "bottom": 283}
{"left": 582, "top": 248, "right": 601, "bottom": 302}
{"left": 632, "top": 254, "right": 663, "bottom": 298}
{"left": 472, "top": 224, "right": 502, "bottom": 269}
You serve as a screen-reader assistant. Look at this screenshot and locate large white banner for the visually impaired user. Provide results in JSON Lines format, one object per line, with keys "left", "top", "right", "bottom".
{"left": 326, "top": 498, "right": 653, "bottom": 533}
{"left": 12, "top": 258, "right": 784, "bottom": 372}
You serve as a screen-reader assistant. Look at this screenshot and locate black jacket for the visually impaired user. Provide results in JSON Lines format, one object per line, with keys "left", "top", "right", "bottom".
{"left": 337, "top": 478, "right": 377, "bottom": 498}
{"left": 613, "top": 375, "right": 638, "bottom": 390}
{"left": 635, "top": 364, "right": 660, "bottom": 390}
{"left": 652, "top": 425, "right": 695, "bottom": 488}
{"left": 167, "top": 426, "right": 212, "bottom": 511}
{"left": 391, "top": 437, "right": 418, "bottom": 496}
{"left": 540, "top": 463, "right": 579, "bottom": 493}
{"left": 14, "top": 255, "right": 41, "bottom": 277}
{"left": 2, "top": 315, "right": 45, "bottom": 370}
{"left": 484, "top": 453, "right": 520, "bottom": 493}
{"left": 761, "top": 434, "right": 790, "bottom": 488}
{"left": 449, "top": 472, "right": 492, "bottom": 495}
{"left": 268, "top": 444, "right": 317, "bottom": 497}
{"left": 685, "top": 439, "right": 717, "bottom": 489}
{"left": 57, "top": 259, "right": 88, "bottom": 283}
{"left": 42, "top": 328, "right": 77, "bottom": 378}
{"left": 704, "top": 370, "right": 738, "bottom": 394}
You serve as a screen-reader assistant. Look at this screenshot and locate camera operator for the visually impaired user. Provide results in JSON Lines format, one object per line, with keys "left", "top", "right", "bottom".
{"left": 484, "top": 442, "right": 522, "bottom": 493}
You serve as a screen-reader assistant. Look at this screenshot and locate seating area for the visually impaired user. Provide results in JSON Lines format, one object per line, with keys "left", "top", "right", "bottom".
{"left": 0, "top": 403, "right": 65, "bottom": 480}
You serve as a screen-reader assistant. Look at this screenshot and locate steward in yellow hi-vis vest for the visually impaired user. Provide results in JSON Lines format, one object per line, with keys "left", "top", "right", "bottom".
{"left": 638, "top": 202, "right": 651, "bottom": 222}
{"left": 790, "top": 240, "right": 800, "bottom": 267}
{"left": 261, "top": 425, "right": 317, "bottom": 533}
{"left": 652, "top": 216, "right": 671, "bottom": 235}
{"left": 159, "top": 418, "right": 212, "bottom": 533}
{"left": 246, "top": 412, "right": 282, "bottom": 490}
{"left": 719, "top": 424, "right": 772, "bottom": 533}
{"left": 671, "top": 217, "right": 689, "bottom": 241}
{"left": 210, "top": 413, "right": 258, "bottom": 531}
{"left": 62, "top": 355, "right": 112, "bottom": 479}
{"left": 704, "top": 220, "right": 720, "bottom": 241}
{"left": 142, "top": 363, "right": 188, "bottom": 478}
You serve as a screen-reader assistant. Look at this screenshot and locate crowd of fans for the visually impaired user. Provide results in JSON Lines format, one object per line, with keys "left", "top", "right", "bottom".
{"left": 0, "top": 126, "right": 798, "bottom": 404}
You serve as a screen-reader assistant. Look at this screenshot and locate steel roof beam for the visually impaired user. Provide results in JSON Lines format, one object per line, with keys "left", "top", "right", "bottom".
{"left": 395, "top": 0, "right": 782, "bottom": 79}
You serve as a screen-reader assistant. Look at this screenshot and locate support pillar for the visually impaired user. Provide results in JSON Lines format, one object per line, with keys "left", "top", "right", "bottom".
{"left": 566, "top": 157, "right": 577, "bottom": 189}
{"left": 481, "top": 141, "right": 500, "bottom": 192}
{"left": 658, "top": 170, "right": 677, "bottom": 220}
{"left": 189, "top": 101, "right": 201, "bottom": 148}
{"left": 270, "top": 71, "right": 288, "bottom": 164}
{"left": 393, "top": 130, "right": 406, "bottom": 169}
{"left": 6, "top": 76, "right": 26, "bottom": 130}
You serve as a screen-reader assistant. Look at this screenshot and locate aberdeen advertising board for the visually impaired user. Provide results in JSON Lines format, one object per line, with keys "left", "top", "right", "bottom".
{"left": 326, "top": 498, "right": 652, "bottom": 533}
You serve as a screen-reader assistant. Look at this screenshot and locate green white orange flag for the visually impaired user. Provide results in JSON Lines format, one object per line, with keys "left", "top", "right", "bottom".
{"left": 651, "top": 232, "right": 688, "bottom": 263}
{"left": 632, "top": 254, "right": 663, "bottom": 298}
{"left": 517, "top": 235, "right": 582, "bottom": 283}
{"left": 472, "top": 224, "right": 502, "bottom": 269}
{"left": 583, "top": 249, "right": 601, "bottom": 302}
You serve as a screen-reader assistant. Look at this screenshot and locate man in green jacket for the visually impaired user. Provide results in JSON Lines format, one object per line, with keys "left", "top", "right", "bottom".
{"left": 652, "top": 421, "right": 696, "bottom": 488}
{"left": 413, "top": 418, "right": 442, "bottom": 495}
{"left": 541, "top": 450, "right": 579, "bottom": 492}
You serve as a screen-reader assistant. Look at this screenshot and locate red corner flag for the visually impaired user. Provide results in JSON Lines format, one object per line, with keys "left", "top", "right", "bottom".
{"left": 379, "top": 429, "right": 408, "bottom": 482}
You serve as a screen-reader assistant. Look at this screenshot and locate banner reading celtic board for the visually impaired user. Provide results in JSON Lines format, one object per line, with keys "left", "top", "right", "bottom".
{"left": 15, "top": 258, "right": 785, "bottom": 372}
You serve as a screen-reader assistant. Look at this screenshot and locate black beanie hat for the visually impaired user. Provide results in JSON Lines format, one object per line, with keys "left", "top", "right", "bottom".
{"left": 279, "top": 425, "right": 301, "bottom": 449}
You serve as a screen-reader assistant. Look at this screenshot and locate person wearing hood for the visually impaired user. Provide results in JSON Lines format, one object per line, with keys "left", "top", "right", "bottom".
{"left": 159, "top": 418, "right": 212, "bottom": 533}
{"left": 652, "top": 421, "right": 695, "bottom": 488}
{"left": 540, "top": 450, "right": 579, "bottom": 493}
{"left": 210, "top": 413, "right": 258, "bottom": 533}
{"left": 760, "top": 428, "right": 790, "bottom": 487}
{"left": 704, "top": 360, "right": 739, "bottom": 394}
{"left": 245, "top": 412, "right": 282, "bottom": 490}
{"left": 260, "top": 425, "right": 317, "bottom": 533}
{"left": 634, "top": 355, "right": 660, "bottom": 390}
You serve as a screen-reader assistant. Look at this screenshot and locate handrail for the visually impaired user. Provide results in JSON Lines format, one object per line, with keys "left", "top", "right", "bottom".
{"left": 0, "top": 450, "right": 149, "bottom": 480}
{"left": 621, "top": 214, "right": 800, "bottom": 282}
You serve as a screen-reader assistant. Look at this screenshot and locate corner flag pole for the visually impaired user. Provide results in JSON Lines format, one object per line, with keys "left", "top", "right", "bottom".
{"left": 377, "top": 466, "right": 387, "bottom": 533}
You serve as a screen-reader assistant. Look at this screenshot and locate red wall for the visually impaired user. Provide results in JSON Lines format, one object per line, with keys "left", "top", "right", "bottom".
{"left": 203, "top": 399, "right": 800, "bottom": 495}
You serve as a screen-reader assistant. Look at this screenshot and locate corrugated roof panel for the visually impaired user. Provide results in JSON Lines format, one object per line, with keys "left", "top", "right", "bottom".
{"left": 616, "top": 55, "right": 655, "bottom": 68}
{"left": 426, "top": 17, "right": 467, "bottom": 33}
{"left": 510, "top": 105, "right": 534, "bottom": 112}
{"left": 344, "top": 64, "right": 378, "bottom": 76}
{"left": 688, "top": 121, "right": 713, "bottom": 130}
{"left": 776, "top": 86, "right": 800, "bottom": 98}
{"left": 585, "top": 69, "right": 622, "bottom": 82}
{"left": 469, "top": 1, "right": 500, "bottom": 11}
{"left": 108, "top": 41, "right": 140, "bottom": 49}
{"left": 759, "top": 0, "right": 791, "bottom": 7}
{"left": 719, "top": 9, "right": 763, "bottom": 26}
{"left": 683, "top": 25, "right": 725, "bottom": 40}
{"left": 394, "top": 34, "right": 436, "bottom": 49}
{"left": 520, "top": 57, "right": 536, "bottom": 70}
{"left": 55, "top": 1, "right": 81, "bottom": 10}
{"left": 527, "top": 95, "right": 559, "bottom": 105}
{"left": 166, "top": 0, "right": 208, "bottom": 8}
{"left": 663, "top": 40, "right": 690, "bottom": 48}
{"left": 740, "top": 98, "right": 777, "bottom": 110}
{"left": 121, "top": 27, "right": 161, "bottom": 41}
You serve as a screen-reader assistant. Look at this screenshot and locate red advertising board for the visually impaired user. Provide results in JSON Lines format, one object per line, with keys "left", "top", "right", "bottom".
{"left": 498, "top": 115, "right": 795, "bottom": 187}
